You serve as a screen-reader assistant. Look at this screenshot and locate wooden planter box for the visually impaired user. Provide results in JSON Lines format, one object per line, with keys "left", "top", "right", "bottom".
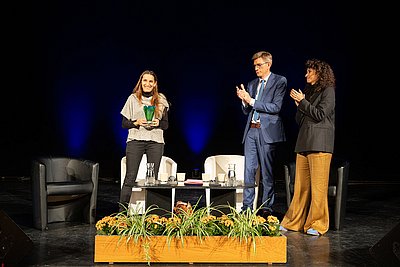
{"left": 94, "top": 235, "right": 287, "bottom": 264}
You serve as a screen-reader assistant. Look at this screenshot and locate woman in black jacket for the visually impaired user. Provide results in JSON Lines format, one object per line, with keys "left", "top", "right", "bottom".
{"left": 281, "top": 59, "right": 336, "bottom": 236}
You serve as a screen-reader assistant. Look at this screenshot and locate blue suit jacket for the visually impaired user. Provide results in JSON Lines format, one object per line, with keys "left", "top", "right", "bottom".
{"left": 241, "top": 72, "right": 287, "bottom": 144}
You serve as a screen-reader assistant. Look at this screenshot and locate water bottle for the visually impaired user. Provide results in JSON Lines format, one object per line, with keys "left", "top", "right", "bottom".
{"left": 145, "top": 162, "right": 156, "bottom": 185}
{"left": 227, "top": 163, "right": 236, "bottom": 186}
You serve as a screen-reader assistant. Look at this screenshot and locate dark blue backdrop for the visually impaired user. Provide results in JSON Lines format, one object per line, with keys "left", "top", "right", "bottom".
{"left": 3, "top": 1, "right": 396, "bottom": 182}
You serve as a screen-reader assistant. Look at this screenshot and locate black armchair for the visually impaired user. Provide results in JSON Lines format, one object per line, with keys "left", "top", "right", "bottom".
{"left": 31, "top": 157, "right": 99, "bottom": 230}
{"left": 283, "top": 158, "right": 350, "bottom": 230}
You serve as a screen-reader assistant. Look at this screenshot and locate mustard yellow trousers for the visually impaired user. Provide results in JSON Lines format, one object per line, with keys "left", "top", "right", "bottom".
{"left": 281, "top": 152, "right": 332, "bottom": 235}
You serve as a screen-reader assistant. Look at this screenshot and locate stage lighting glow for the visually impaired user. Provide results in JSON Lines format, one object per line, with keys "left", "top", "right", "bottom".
{"left": 180, "top": 99, "right": 215, "bottom": 155}
{"left": 56, "top": 82, "right": 92, "bottom": 157}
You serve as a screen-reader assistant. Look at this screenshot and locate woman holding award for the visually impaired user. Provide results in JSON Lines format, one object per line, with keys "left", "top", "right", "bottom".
{"left": 119, "top": 70, "right": 170, "bottom": 211}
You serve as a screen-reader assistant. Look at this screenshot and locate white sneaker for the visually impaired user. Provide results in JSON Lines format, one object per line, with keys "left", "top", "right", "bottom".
{"left": 279, "top": 225, "right": 288, "bottom": 232}
{"left": 306, "top": 228, "right": 320, "bottom": 236}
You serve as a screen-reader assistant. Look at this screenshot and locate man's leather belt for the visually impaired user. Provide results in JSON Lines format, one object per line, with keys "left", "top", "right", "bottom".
{"left": 250, "top": 122, "right": 261, "bottom": 128}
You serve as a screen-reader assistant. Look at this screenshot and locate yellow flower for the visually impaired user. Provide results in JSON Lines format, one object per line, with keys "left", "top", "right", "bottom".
{"left": 145, "top": 214, "right": 160, "bottom": 223}
{"left": 267, "top": 215, "right": 279, "bottom": 224}
{"left": 223, "top": 219, "right": 234, "bottom": 227}
{"left": 201, "top": 215, "right": 216, "bottom": 223}
{"left": 96, "top": 203, "right": 283, "bottom": 237}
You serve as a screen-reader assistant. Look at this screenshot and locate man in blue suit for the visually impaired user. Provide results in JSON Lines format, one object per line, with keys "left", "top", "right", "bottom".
{"left": 236, "top": 51, "right": 287, "bottom": 218}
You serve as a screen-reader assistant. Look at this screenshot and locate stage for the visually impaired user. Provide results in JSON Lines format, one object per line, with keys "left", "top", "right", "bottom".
{"left": 1, "top": 176, "right": 399, "bottom": 266}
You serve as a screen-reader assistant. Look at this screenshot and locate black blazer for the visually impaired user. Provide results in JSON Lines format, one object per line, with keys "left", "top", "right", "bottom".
{"left": 294, "top": 86, "right": 335, "bottom": 153}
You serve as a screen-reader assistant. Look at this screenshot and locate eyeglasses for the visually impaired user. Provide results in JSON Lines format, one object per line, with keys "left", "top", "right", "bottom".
{"left": 254, "top": 62, "right": 269, "bottom": 68}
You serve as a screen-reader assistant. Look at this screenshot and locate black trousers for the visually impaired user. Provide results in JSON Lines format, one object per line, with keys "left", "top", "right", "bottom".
{"left": 119, "top": 140, "right": 164, "bottom": 210}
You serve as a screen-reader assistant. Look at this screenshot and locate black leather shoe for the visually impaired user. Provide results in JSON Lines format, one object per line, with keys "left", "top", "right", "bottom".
{"left": 257, "top": 209, "right": 272, "bottom": 219}
{"left": 271, "top": 211, "right": 285, "bottom": 221}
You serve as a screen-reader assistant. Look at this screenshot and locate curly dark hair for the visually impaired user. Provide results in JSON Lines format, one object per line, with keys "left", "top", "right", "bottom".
{"left": 305, "top": 59, "right": 335, "bottom": 92}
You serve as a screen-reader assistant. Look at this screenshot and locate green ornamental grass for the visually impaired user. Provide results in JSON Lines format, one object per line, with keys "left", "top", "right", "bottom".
{"left": 95, "top": 199, "right": 283, "bottom": 264}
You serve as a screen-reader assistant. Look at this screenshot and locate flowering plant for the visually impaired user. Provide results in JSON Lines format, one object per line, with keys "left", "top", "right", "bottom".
{"left": 96, "top": 201, "right": 283, "bottom": 264}
{"left": 96, "top": 201, "right": 282, "bottom": 239}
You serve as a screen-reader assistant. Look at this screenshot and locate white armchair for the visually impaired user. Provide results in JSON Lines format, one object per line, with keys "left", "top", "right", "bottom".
{"left": 204, "top": 155, "right": 258, "bottom": 211}
{"left": 121, "top": 155, "right": 177, "bottom": 213}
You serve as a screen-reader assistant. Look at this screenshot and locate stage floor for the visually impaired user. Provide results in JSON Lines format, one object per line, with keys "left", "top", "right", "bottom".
{"left": 1, "top": 176, "right": 399, "bottom": 266}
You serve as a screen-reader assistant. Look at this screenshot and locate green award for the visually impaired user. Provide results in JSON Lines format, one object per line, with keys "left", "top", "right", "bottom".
{"left": 143, "top": 105, "right": 155, "bottom": 124}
